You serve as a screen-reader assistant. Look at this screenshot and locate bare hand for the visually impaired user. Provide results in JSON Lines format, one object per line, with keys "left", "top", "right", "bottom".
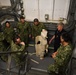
{"left": 52, "top": 52, "right": 57, "bottom": 58}
{"left": 52, "top": 53, "right": 56, "bottom": 58}
{"left": 29, "top": 34, "right": 31, "bottom": 37}
{"left": 20, "top": 42, "right": 25, "bottom": 45}
{"left": 49, "top": 40, "right": 52, "bottom": 44}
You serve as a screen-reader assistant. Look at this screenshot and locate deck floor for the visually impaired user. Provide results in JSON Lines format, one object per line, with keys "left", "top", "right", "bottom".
{"left": 0, "top": 46, "right": 76, "bottom": 75}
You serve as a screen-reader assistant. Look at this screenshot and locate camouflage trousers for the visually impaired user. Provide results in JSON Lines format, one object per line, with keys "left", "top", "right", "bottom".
{"left": 0, "top": 44, "right": 8, "bottom": 62}
{"left": 48, "top": 63, "right": 66, "bottom": 75}
{"left": 48, "top": 63, "right": 58, "bottom": 74}
{"left": 12, "top": 53, "right": 26, "bottom": 66}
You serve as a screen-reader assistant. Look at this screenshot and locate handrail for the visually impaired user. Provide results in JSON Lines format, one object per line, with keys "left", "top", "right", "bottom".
{"left": 0, "top": 49, "right": 28, "bottom": 74}
{"left": 0, "top": 50, "right": 28, "bottom": 55}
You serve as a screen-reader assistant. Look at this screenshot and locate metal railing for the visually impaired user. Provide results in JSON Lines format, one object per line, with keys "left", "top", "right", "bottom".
{"left": 0, "top": 50, "right": 28, "bottom": 75}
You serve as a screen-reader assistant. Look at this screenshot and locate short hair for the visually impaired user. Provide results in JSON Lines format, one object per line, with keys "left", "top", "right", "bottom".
{"left": 13, "top": 35, "right": 21, "bottom": 43}
{"left": 5, "top": 21, "right": 10, "bottom": 24}
{"left": 57, "top": 22, "right": 64, "bottom": 27}
{"left": 20, "top": 16, "right": 25, "bottom": 19}
{"left": 61, "top": 32, "right": 71, "bottom": 42}
{"left": 34, "top": 18, "right": 39, "bottom": 22}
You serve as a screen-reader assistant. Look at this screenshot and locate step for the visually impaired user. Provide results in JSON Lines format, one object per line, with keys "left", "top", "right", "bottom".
{"left": 26, "top": 69, "right": 49, "bottom": 75}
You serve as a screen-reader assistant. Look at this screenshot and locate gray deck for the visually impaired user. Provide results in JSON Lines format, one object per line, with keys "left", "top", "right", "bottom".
{"left": 0, "top": 46, "right": 76, "bottom": 75}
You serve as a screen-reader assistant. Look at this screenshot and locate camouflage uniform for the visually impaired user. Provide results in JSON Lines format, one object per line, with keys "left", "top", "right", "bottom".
{"left": 17, "top": 22, "right": 31, "bottom": 46}
{"left": 48, "top": 44, "right": 72, "bottom": 75}
{"left": 0, "top": 32, "right": 5, "bottom": 51}
{"left": 0, "top": 32, "right": 8, "bottom": 61}
{"left": 11, "top": 41, "right": 25, "bottom": 64}
{"left": 3, "top": 26, "right": 14, "bottom": 44}
{"left": 32, "top": 23, "right": 46, "bottom": 37}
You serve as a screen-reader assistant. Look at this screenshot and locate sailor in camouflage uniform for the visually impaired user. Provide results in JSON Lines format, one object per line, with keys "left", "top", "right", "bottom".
{"left": 0, "top": 31, "right": 4, "bottom": 51}
{"left": 48, "top": 32, "right": 72, "bottom": 75}
{"left": 3, "top": 21, "right": 14, "bottom": 45}
{"left": 32, "top": 18, "right": 46, "bottom": 38}
{"left": 17, "top": 16, "right": 31, "bottom": 47}
{"left": 11, "top": 36, "right": 25, "bottom": 65}
{"left": 0, "top": 26, "right": 8, "bottom": 62}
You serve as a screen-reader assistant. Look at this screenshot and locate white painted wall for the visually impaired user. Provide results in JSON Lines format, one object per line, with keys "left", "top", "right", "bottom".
{"left": 0, "top": 0, "right": 11, "bottom": 7}
{"left": 23, "top": 0, "right": 70, "bottom": 23}
{"left": 23, "top": 0, "right": 38, "bottom": 21}
{"left": 0, "top": 0, "right": 70, "bottom": 23}
{"left": 53, "top": 0, "right": 70, "bottom": 20}
{"left": 39, "top": 0, "right": 53, "bottom": 21}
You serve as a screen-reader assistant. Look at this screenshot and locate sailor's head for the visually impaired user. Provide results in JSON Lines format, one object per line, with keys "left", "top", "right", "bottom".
{"left": 13, "top": 36, "right": 21, "bottom": 44}
{"left": 5, "top": 21, "right": 10, "bottom": 28}
{"left": 20, "top": 16, "right": 25, "bottom": 23}
{"left": 57, "top": 22, "right": 64, "bottom": 31}
{"left": 60, "top": 32, "right": 71, "bottom": 44}
{"left": 34, "top": 18, "right": 39, "bottom": 26}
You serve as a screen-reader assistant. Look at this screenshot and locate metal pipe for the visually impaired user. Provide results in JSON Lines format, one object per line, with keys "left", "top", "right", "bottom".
{"left": 38, "top": 0, "right": 40, "bottom": 20}
{"left": 52, "top": 0, "right": 55, "bottom": 20}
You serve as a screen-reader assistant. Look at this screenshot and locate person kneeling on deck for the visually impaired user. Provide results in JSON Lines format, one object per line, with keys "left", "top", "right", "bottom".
{"left": 35, "top": 29, "right": 48, "bottom": 60}
{"left": 48, "top": 32, "right": 72, "bottom": 75}
{"left": 11, "top": 36, "right": 25, "bottom": 66}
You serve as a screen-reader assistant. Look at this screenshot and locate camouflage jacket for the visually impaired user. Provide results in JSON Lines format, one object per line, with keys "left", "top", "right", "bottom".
{"left": 32, "top": 23, "right": 46, "bottom": 37}
{"left": 0, "top": 32, "right": 5, "bottom": 51}
{"left": 54, "top": 44, "right": 72, "bottom": 66}
{"left": 3, "top": 27, "right": 14, "bottom": 43}
{"left": 11, "top": 41, "right": 25, "bottom": 52}
{"left": 0, "top": 32, "right": 4, "bottom": 41}
{"left": 17, "top": 21, "right": 31, "bottom": 36}
{"left": 0, "top": 32, "right": 4, "bottom": 45}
